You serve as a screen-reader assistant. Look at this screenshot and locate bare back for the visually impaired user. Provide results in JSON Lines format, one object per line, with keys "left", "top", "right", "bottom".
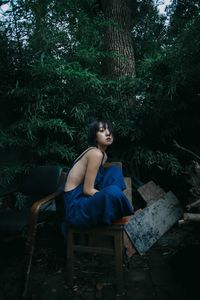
{"left": 64, "top": 147, "right": 107, "bottom": 194}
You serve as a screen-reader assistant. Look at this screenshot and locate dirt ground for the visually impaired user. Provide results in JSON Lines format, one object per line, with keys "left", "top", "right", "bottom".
{"left": 0, "top": 222, "right": 200, "bottom": 300}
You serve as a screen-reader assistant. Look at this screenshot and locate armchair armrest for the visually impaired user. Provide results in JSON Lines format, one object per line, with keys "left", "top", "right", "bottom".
{"left": 31, "top": 191, "right": 62, "bottom": 216}
{"left": 27, "top": 191, "right": 62, "bottom": 249}
{"left": 23, "top": 190, "right": 63, "bottom": 297}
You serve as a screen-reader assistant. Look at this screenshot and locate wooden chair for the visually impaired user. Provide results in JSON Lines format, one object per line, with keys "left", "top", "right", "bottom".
{"left": 23, "top": 167, "right": 67, "bottom": 297}
{"left": 66, "top": 162, "right": 133, "bottom": 295}
{"left": 0, "top": 166, "right": 66, "bottom": 297}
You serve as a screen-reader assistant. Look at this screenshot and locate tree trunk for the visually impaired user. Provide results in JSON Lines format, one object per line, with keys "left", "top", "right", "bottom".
{"left": 100, "top": 0, "right": 135, "bottom": 79}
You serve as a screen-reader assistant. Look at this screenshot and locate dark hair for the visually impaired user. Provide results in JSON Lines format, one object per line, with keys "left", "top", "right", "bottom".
{"left": 88, "top": 120, "right": 113, "bottom": 147}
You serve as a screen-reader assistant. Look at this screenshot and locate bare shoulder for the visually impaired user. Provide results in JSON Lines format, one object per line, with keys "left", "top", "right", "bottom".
{"left": 86, "top": 148, "right": 103, "bottom": 160}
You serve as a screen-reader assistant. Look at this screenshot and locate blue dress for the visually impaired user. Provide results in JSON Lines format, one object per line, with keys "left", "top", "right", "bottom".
{"left": 62, "top": 151, "right": 134, "bottom": 230}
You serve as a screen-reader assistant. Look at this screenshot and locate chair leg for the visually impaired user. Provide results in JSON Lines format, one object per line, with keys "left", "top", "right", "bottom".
{"left": 114, "top": 229, "right": 124, "bottom": 295}
{"left": 22, "top": 211, "right": 38, "bottom": 297}
{"left": 66, "top": 228, "right": 74, "bottom": 287}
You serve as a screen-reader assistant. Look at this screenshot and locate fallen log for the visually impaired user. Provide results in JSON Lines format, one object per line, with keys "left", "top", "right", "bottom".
{"left": 183, "top": 213, "right": 200, "bottom": 222}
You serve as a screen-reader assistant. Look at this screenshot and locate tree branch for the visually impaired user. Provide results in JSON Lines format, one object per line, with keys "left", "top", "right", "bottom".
{"left": 173, "top": 140, "right": 200, "bottom": 163}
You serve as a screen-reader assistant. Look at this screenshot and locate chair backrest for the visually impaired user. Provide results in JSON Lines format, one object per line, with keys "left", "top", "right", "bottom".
{"left": 20, "top": 166, "right": 62, "bottom": 196}
{"left": 104, "top": 161, "right": 122, "bottom": 169}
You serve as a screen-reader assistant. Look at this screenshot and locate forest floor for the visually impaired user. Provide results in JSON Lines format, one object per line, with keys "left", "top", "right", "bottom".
{"left": 0, "top": 222, "right": 200, "bottom": 300}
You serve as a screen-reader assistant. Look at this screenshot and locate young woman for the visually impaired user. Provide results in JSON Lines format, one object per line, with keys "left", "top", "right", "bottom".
{"left": 62, "top": 120, "right": 134, "bottom": 229}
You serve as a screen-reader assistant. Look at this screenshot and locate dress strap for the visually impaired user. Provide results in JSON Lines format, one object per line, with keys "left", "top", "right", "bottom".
{"left": 101, "top": 152, "right": 105, "bottom": 165}
{"left": 66, "top": 147, "right": 105, "bottom": 177}
{"left": 72, "top": 147, "right": 97, "bottom": 166}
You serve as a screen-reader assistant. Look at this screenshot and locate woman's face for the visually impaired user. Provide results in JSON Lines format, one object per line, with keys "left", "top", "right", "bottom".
{"left": 96, "top": 122, "right": 113, "bottom": 148}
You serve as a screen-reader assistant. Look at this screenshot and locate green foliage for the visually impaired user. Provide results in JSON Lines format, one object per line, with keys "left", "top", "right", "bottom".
{"left": 0, "top": 161, "right": 30, "bottom": 191}
{"left": 132, "top": 148, "right": 183, "bottom": 176}
{"left": 132, "top": 0, "right": 167, "bottom": 60}
{"left": 14, "top": 192, "right": 28, "bottom": 209}
{"left": 0, "top": 0, "right": 199, "bottom": 199}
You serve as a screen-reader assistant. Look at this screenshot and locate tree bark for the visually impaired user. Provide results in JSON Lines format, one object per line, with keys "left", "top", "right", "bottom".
{"left": 100, "top": 0, "right": 135, "bottom": 79}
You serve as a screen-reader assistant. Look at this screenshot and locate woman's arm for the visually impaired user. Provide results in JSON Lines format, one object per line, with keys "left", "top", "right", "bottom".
{"left": 83, "top": 149, "right": 103, "bottom": 196}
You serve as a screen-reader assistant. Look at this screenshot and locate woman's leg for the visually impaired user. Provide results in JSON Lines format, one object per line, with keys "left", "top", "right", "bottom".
{"left": 99, "top": 166, "right": 127, "bottom": 191}
{"left": 78, "top": 184, "right": 134, "bottom": 227}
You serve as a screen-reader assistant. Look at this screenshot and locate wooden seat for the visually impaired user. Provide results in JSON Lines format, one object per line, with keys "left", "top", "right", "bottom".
{"left": 66, "top": 162, "right": 133, "bottom": 294}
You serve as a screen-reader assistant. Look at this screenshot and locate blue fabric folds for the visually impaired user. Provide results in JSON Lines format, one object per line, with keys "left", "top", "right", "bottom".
{"left": 62, "top": 165, "right": 134, "bottom": 230}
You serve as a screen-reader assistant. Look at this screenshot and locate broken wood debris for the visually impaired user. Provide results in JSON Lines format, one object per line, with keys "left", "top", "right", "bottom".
{"left": 183, "top": 213, "right": 200, "bottom": 222}
{"left": 179, "top": 212, "right": 200, "bottom": 224}
{"left": 179, "top": 198, "right": 200, "bottom": 224}
{"left": 137, "top": 180, "right": 165, "bottom": 206}
{"left": 125, "top": 186, "right": 183, "bottom": 255}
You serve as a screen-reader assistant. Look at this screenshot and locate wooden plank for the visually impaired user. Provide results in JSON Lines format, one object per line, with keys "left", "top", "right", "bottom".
{"left": 124, "top": 177, "right": 132, "bottom": 204}
{"left": 124, "top": 191, "right": 183, "bottom": 255}
{"left": 137, "top": 180, "right": 165, "bottom": 206}
{"left": 183, "top": 213, "right": 200, "bottom": 222}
